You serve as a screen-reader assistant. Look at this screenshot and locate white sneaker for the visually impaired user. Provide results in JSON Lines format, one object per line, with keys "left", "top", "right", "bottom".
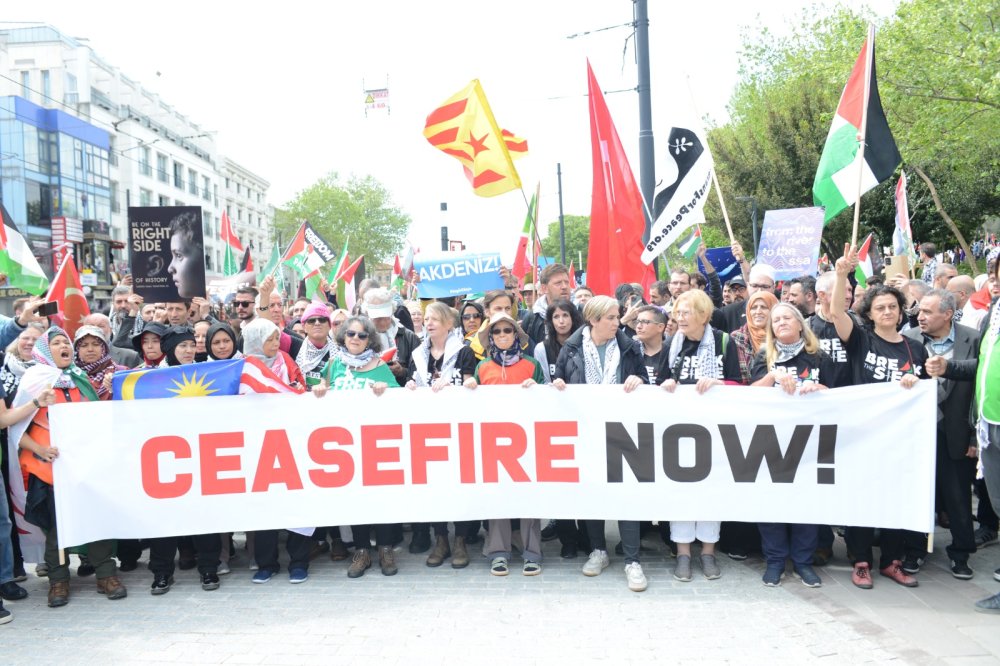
{"left": 582, "top": 549, "right": 610, "bottom": 576}
{"left": 625, "top": 562, "right": 648, "bottom": 592}
{"left": 217, "top": 560, "right": 231, "bottom": 576}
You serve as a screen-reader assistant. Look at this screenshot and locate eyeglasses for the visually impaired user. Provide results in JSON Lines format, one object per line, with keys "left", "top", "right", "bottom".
{"left": 304, "top": 317, "right": 329, "bottom": 325}
{"left": 492, "top": 327, "right": 515, "bottom": 335}
{"left": 749, "top": 283, "right": 774, "bottom": 290}
{"left": 232, "top": 300, "right": 254, "bottom": 308}
{"left": 674, "top": 310, "right": 693, "bottom": 318}
{"left": 635, "top": 319, "right": 662, "bottom": 327}
{"left": 344, "top": 330, "right": 369, "bottom": 340}
{"left": 462, "top": 313, "right": 482, "bottom": 320}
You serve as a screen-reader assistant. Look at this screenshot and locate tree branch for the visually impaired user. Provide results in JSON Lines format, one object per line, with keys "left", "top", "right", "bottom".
{"left": 911, "top": 165, "right": 979, "bottom": 275}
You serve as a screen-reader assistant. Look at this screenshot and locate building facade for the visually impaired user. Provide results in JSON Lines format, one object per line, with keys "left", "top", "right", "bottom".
{"left": 0, "top": 25, "right": 274, "bottom": 305}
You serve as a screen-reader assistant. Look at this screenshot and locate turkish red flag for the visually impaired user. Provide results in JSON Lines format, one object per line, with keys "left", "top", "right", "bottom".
{"left": 586, "top": 61, "right": 655, "bottom": 297}
{"left": 46, "top": 254, "right": 90, "bottom": 338}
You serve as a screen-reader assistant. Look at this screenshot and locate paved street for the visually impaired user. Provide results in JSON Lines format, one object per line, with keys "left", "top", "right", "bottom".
{"left": 4, "top": 524, "right": 1000, "bottom": 665}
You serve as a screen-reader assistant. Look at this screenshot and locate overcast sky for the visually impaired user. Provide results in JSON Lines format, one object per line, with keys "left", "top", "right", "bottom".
{"left": 4, "top": 0, "right": 897, "bottom": 263}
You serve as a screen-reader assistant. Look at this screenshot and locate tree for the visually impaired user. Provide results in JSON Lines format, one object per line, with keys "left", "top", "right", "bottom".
{"left": 275, "top": 173, "right": 411, "bottom": 269}
{"left": 539, "top": 215, "right": 590, "bottom": 266}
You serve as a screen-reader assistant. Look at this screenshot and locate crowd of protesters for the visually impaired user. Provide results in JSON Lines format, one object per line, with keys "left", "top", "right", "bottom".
{"left": 1, "top": 239, "right": 999, "bottom": 623}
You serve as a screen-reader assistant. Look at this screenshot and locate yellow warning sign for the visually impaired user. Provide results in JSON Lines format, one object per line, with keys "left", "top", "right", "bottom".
{"left": 365, "top": 94, "right": 375, "bottom": 103}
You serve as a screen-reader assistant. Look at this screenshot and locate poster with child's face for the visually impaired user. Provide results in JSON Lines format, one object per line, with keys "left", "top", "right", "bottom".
{"left": 128, "top": 206, "right": 206, "bottom": 302}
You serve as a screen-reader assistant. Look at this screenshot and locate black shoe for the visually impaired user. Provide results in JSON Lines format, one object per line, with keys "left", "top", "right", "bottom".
{"left": 150, "top": 574, "right": 174, "bottom": 595}
{"left": 950, "top": 561, "right": 974, "bottom": 580}
{"left": 464, "top": 532, "right": 481, "bottom": 546}
{"left": 12, "top": 567, "right": 27, "bottom": 583}
{"left": 560, "top": 543, "right": 578, "bottom": 559}
{"left": 201, "top": 572, "right": 220, "bottom": 591}
{"left": 901, "top": 554, "right": 924, "bottom": 575}
{"left": 118, "top": 560, "right": 139, "bottom": 572}
{"left": 541, "top": 520, "right": 558, "bottom": 542}
{"left": 76, "top": 561, "right": 96, "bottom": 577}
{"left": 408, "top": 530, "right": 431, "bottom": 554}
{"left": 0, "top": 582, "right": 28, "bottom": 601}
{"left": 724, "top": 548, "right": 748, "bottom": 561}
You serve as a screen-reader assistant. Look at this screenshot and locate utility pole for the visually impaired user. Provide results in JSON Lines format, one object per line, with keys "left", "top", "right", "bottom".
{"left": 557, "top": 163, "right": 566, "bottom": 265}
{"left": 634, "top": 0, "right": 656, "bottom": 273}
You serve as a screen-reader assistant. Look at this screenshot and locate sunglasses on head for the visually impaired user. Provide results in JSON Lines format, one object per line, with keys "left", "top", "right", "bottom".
{"left": 345, "top": 330, "right": 369, "bottom": 340}
{"left": 233, "top": 300, "right": 254, "bottom": 308}
{"left": 304, "top": 317, "right": 329, "bottom": 325}
{"left": 492, "top": 327, "right": 515, "bottom": 335}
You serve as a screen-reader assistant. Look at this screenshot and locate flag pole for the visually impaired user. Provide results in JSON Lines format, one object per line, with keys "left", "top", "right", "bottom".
{"left": 851, "top": 24, "right": 876, "bottom": 248}
{"left": 531, "top": 182, "right": 542, "bottom": 293}
{"left": 685, "top": 76, "right": 735, "bottom": 244}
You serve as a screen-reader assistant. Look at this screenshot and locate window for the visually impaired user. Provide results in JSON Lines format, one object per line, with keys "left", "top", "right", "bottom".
{"left": 202, "top": 176, "right": 211, "bottom": 201}
{"left": 237, "top": 208, "right": 242, "bottom": 221}
{"left": 205, "top": 253, "right": 213, "bottom": 271}
{"left": 158, "top": 195, "right": 170, "bottom": 207}
{"left": 156, "top": 153, "right": 168, "bottom": 182}
{"left": 139, "top": 147, "right": 151, "bottom": 176}
{"left": 188, "top": 169, "right": 198, "bottom": 195}
{"left": 225, "top": 177, "right": 230, "bottom": 189}
{"left": 257, "top": 192, "right": 262, "bottom": 203}
{"left": 20, "top": 71, "right": 30, "bottom": 99}
{"left": 111, "top": 181, "right": 120, "bottom": 213}
{"left": 236, "top": 183, "right": 241, "bottom": 195}
{"left": 139, "top": 188, "right": 152, "bottom": 207}
{"left": 41, "top": 70, "right": 51, "bottom": 100}
{"left": 173, "top": 162, "right": 183, "bottom": 189}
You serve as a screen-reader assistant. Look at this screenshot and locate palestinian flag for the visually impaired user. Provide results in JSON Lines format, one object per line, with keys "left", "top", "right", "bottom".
{"left": 855, "top": 232, "right": 875, "bottom": 289}
{"left": 335, "top": 255, "right": 364, "bottom": 312}
{"left": 220, "top": 210, "right": 244, "bottom": 277}
{"left": 282, "top": 222, "right": 335, "bottom": 298}
{"left": 0, "top": 202, "right": 49, "bottom": 295}
{"left": 812, "top": 25, "right": 901, "bottom": 224}
{"left": 258, "top": 243, "right": 285, "bottom": 294}
{"left": 678, "top": 226, "right": 702, "bottom": 259}
{"left": 392, "top": 254, "right": 403, "bottom": 290}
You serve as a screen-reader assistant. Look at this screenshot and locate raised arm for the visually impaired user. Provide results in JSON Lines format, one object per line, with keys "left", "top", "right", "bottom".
{"left": 830, "top": 243, "right": 857, "bottom": 344}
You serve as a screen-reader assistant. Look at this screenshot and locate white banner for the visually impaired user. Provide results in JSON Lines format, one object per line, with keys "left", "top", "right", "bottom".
{"left": 49, "top": 382, "right": 937, "bottom": 548}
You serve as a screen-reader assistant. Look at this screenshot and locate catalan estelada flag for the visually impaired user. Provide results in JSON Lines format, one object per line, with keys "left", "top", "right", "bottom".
{"left": 113, "top": 359, "right": 244, "bottom": 400}
{"left": 423, "top": 80, "right": 527, "bottom": 197}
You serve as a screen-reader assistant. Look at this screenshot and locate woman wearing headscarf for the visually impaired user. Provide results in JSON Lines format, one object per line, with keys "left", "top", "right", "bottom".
{"left": 192, "top": 319, "right": 211, "bottom": 363}
{"left": 459, "top": 301, "right": 485, "bottom": 342}
{"left": 313, "top": 315, "right": 400, "bottom": 578}
{"left": 552, "top": 295, "right": 650, "bottom": 592}
{"left": 131, "top": 321, "right": 168, "bottom": 369}
{"left": 73, "top": 326, "right": 121, "bottom": 400}
{"left": 749, "top": 302, "right": 835, "bottom": 588}
{"left": 661, "top": 289, "right": 742, "bottom": 584}
{"left": 143, "top": 326, "right": 225, "bottom": 595}
{"left": 14, "top": 327, "right": 124, "bottom": 607}
{"left": 731, "top": 291, "right": 780, "bottom": 386}
{"left": 405, "top": 302, "right": 478, "bottom": 568}
{"left": 534, "top": 299, "right": 584, "bottom": 384}
{"left": 295, "top": 302, "right": 336, "bottom": 390}
{"left": 242, "top": 318, "right": 305, "bottom": 391}
{"left": 462, "top": 312, "right": 545, "bottom": 576}
{"left": 205, "top": 321, "right": 242, "bottom": 361}
{"left": 0, "top": 323, "right": 44, "bottom": 581}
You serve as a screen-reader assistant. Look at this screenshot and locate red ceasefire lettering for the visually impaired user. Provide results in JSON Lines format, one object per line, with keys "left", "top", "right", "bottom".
{"left": 199, "top": 432, "right": 246, "bottom": 495}
{"left": 410, "top": 423, "right": 452, "bottom": 485}
{"left": 458, "top": 422, "right": 476, "bottom": 483}
{"left": 307, "top": 427, "right": 354, "bottom": 488}
{"left": 361, "top": 424, "right": 404, "bottom": 486}
{"left": 251, "top": 430, "right": 304, "bottom": 492}
{"left": 141, "top": 436, "right": 192, "bottom": 499}
{"left": 480, "top": 422, "right": 529, "bottom": 483}
{"left": 535, "top": 421, "right": 580, "bottom": 482}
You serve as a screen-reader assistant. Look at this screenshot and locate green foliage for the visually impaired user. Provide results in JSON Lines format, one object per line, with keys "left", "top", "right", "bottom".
{"left": 708, "top": 0, "right": 999, "bottom": 258}
{"left": 539, "top": 214, "right": 591, "bottom": 266}
{"left": 275, "top": 172, "right": 411, "bottom": 268}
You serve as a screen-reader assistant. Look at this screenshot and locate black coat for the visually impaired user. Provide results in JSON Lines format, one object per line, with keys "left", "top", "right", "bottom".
{"left": 553, "top": 327, "right": 647, "bottom": 385}
{"left": 905, "top": 322, "right": 981, "bottom": 460}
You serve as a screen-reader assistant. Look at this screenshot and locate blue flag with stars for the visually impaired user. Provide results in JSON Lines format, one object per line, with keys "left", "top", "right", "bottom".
{"left": 112, "top": 359, "right": 244, "bottom": 400}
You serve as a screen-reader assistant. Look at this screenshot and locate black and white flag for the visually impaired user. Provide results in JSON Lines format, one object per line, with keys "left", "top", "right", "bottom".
{"left": 642, "top": 127, "right": 714, "bottom": 263}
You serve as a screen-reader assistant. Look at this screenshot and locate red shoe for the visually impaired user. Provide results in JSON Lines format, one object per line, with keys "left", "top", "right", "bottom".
{"left": 852, "top": 563, "right": 873, "bottom": 589}
{"left": 879, "top": 560, "right": 919, "bottom": 588}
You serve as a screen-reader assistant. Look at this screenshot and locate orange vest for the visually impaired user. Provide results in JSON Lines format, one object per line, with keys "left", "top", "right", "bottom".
{"left": 19, "top": 387, "right": 83, "bottom": 486}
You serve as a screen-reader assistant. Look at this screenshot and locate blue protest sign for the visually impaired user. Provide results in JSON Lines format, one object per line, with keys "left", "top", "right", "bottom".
{"left": 697, "top": 247, "right": 740, "bottom": 282}
{"left": 414, "top": 252, "right": 504, "bottom": 297}
{"left": 756, "top": 207, "right": 824, "bottom": 280}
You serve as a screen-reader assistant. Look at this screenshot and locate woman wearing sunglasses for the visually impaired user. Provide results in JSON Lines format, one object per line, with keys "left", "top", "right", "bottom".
{"left": 313, "top": 315, "right": 400, "bottom": 578}
{"left": 295, "top": 302, "right": 337, "bottom": 390}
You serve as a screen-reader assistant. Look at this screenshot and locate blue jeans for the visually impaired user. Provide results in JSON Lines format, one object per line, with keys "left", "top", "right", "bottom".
{"left": 758, "top": 523, "right": 817, "bottom": 568}
{"left": 0, "top": 473, "right": 12, "bottom": 583}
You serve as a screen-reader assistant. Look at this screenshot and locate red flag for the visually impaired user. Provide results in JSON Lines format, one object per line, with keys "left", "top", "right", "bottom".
{"left": 337, "top": 255, "right": 364, "bottom": 284}
{"left": 586, "top": 61, "right": 655, "bottom": 297}
{"left": 46, "top": 254, "right": 90, "bottom": 338}
{"left": 970, "top": 280, "right": 993, "bottom": 311}
{"left": 568, "top": 261, "right": 577, "bottom": 290}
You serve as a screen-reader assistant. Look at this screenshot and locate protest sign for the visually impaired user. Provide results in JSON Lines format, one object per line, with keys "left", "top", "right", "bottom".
{"left": 48, "top": 382, "right": 936, "bottom": 548}
{"left": 128, "top": 206, "right": 205, "bottom": 302}
{"left": 414, "top": 252, "right": 504, "bottom": 297}
{"left": 756, "top": 207, "right": 825, "bottom": 280}
{"left": 697, "top": 247, "right": 740, "bottom": 282}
